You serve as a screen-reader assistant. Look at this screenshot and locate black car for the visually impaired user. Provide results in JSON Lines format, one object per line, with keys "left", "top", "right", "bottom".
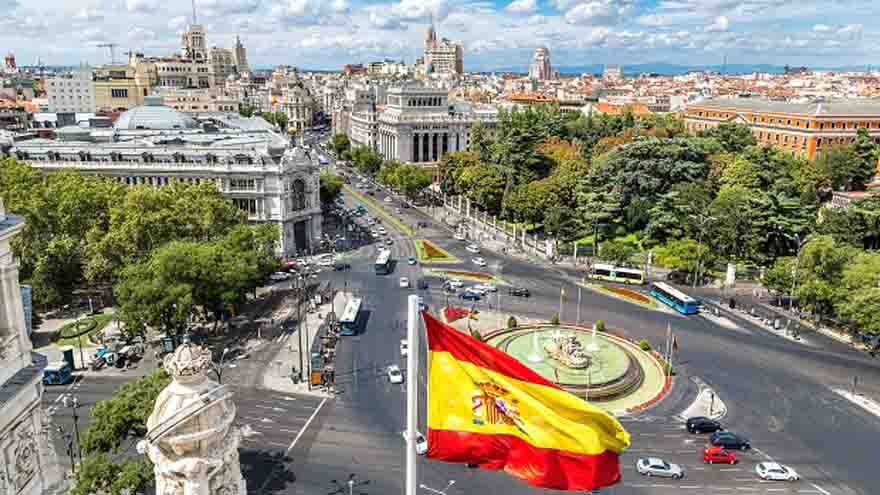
{"left": 417, "top": 278, "right": 429, "bottom": 290}
{"left": 686, "top": 416, "right": 723, "bottom": 434}
{"left": 710, "top": 431, "right": 750, "bottom": 450}
{"left": 509, "top": 287, "right": 531, "bottom": 297}
{"left": 333, "top": 262, "right": 351, "bottom": 271}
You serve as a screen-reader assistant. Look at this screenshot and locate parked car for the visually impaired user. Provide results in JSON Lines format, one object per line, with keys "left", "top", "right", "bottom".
{"left": 417, "top": 279, "right": 429, "bottom": 290}
{"left": 703, "top": 446, "right": 737, "bottom": 464}
{"left": 408, "top": 256, "right": 417, "bottom": 265}
{"left": 385, "top": 239, "right": 394, "bottom": 246}
{"left": 399, "top": 277, "right": 410, "bottom": 288}
{"left": 400, "top": 340, "right": 408, "bottom": 357}
{"left": 401, "top": 430, "right": 428, "bottom": 455}
{"left": 269, "top": 272, "right": 291, "bottom": 282}
{"left": 454, "top": 233, "right": 466, "bottom": 241}
{"left": 474, "top": 282, "right": 497, "bottom": 292}
{"left": 710, "top": 431, "right": 750, "bottom": 450}
{"left": 687, "top": 416, "right": 723, "bottom": 434}
{"left": 509, "top": 287, "right": 531, "bottom": 297}
{"left": 636, "top": 458, "right": 683, "bottom": 479}
{"left": 448, "top": 278, "right": 464, "bottom": 288}
{"left": 472, "top": 257, "right": 487, "bottom": 267}
{"left": 333, "top": 262, "right": 351, "bottom": 271}
{"left": 387, "top": 365, "right": 404, "bottom": 384}
{"left": 460, "top": 290, "right": 482, "bottom": 301}
{"left": 465, "top": 244, "right": 480, "bottom": 253}
{"left": 756, "top": 462, "right": 799, "bottom": 481}
{"left": 384, "top": 197, "right": 393, "bottom": 203}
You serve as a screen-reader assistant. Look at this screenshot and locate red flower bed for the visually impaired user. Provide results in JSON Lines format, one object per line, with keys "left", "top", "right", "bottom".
{"left": 423, "top": 240, "right": 447, "bottom": 259}
{"left": 444, "top": 306, "right": 470, "bottom": 323}
{"left": 608, "top": 287, "right": 652, "bottom": 305}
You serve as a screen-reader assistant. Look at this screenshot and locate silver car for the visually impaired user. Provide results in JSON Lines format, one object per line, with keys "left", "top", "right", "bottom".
{"left": 636, "top": 457, "right": 684, "bottom": 479}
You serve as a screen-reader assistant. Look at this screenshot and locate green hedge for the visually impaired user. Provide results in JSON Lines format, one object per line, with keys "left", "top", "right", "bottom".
{"left": 58, "top": 317, "right": 98, "bottom": 339}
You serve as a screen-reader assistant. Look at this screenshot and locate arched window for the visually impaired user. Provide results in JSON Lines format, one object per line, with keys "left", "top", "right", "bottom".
{"left": 291, "top": 179, "right": 307, "bottom": 211}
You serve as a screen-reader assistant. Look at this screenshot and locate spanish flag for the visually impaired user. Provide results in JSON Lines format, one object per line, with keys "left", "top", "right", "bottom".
{"left": 424, "top": 312, "right": 630, "bottom": 491}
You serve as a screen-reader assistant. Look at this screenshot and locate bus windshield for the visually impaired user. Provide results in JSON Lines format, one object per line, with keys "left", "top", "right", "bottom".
{"left": 375, "top": 250, "right": 392, "bottom": 275}
{"left": 338, "top": 298, "right": 363, "bottom": 336}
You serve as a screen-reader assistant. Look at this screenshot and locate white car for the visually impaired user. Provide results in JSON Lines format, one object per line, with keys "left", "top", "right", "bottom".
{"left": 401, "top": 430, "right": 428, "bottom": 455}
{"left": 400, "top": 340, "right": 408, "bottom": 357}
{"left": 269, "top": 272, "right": 291, "bottom": 282}
{"left": 636, "top": 457, "right": 684, "bottom": 479}
{"left": 400, "top": 277, "right": 410, "bottom": 288}
{"left": 387, "top": 365, "right": 404, "bottom": 384}
{"left": 468, "top": 285, "right": 487, "bottom": 295}
{"left": 466, "top": 244, "right": 481, "bottom": 254}
{"left": 472, "top": 257, "right": 487, "bottom": 267}
{"left": 474, "top": 282, "right": 497, "bottom": 292}
{"left": 756, "top": 462, "right": 799, "bottom": 481}
{"left": 448, "top": 278, "right": 464, "bottom": 288}
{"left": 384, "top": 197, "right": 393, "bottom": 203}
{"left": 318, "top": 258, "right": 335, "bottom": 267}
{"left": 296, "top": 258, "right": 308, "bottom": 266}
{"left": 378, "top": 227, "right": 387, "bottom": 234}
{"left": 453, "top": 233, "right": 466, "bottom": 241}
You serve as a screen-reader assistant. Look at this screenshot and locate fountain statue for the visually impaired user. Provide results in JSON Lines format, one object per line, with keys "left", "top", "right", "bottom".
{"left": 543, "top": 330, "right": 590, "bottom": 369}
{"left": 138, "top": 344, "right": 246, "bottom": 495}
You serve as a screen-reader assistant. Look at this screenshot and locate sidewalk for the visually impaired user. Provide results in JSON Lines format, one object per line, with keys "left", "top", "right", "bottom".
{"left": 261, "top": 291, "right": 349, "bottom": 397}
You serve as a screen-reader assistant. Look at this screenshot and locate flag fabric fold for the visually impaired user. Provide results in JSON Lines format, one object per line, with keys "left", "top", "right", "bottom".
{"left": 423, "top": 311, "right": 630, "bottom": 491}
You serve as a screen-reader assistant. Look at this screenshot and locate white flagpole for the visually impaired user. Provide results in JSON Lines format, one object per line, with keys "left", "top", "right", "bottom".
{"left": 665, "top": 322, "right": 672, "bottom": 363}
{"left": 406, "top": 295, "right": 420, "bottom": 495}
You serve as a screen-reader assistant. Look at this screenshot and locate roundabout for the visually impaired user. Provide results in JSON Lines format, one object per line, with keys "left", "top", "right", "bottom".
{"left": 480, "top": 323, "right": 669, "bottom": 414}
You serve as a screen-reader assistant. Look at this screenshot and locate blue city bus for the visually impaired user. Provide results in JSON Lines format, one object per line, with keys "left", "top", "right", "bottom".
{"left": 338, "top": 298, "right": 363, "bottom": 336}
{"left": 374, "top": 250, "right": 392, "bottom": 275}
{"left": 42, "top": 361, "right": 73, "bottom": 385}
{"left": 650, "top": 282, "right": 699, "bottom": 315}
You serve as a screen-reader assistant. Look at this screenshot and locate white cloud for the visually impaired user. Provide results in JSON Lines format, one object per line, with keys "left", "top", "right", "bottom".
{"left": 564, "top": 1, "right": 634, "bottom": 26}
{"left": 199, "top": 0, "right": 262, "bottom": 16}
{"left": 836, "top": 23, "right": 863, "bottom": 40}
{"left": 637, "top": 14, "right": 672, "bottom": 26}
{"left": 125, "top": 0, "right": 161, "bottom": 14}
{"left": 74, "top": 7, "right": 103, "bottom": 22}
{"left": 505, "top": 0, "right": 537, "bottom": 14}
{"left": 389, "top": 0, "right": 448, "bottom": 21}
{"left": 812, "top": 23, "right": 831, "bottom": 33}
{"left": 168, "top": 16, "right": 188, "bottom": 31}
{"left": 330, "top": 0, "right": 349, "bottom": 13}
{"left": 526, "top": 14, "right": 548, "bottom": 25}
{"left": 368, "top": 11, "right": 404, "bottom": 30}
{"left": 705, "top": 15, "right": 729, "bottom": 32}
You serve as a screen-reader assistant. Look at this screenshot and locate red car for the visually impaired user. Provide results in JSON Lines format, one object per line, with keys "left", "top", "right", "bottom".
{"left": 703, "top": 446, "right": 737, "bottom": 464}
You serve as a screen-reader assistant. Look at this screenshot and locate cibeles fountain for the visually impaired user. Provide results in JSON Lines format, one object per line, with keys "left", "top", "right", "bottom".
{"left": 137, "top": 343, "right": 247, "bottom": 495}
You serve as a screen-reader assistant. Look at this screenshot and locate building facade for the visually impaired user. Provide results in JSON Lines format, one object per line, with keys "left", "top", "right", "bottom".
{"left": 161, "top": 87, "right": 239, "bottom": 113}
{"left": 603, "top": 65, "right": 623, "bottom": 81}
{"left": 375, "top": 85, "right": 498, "bottom": 163}
{"left": 685, "top": 98, "right": 880, "bottom": 161}
{"left": 93, "top": 56, "right": 158, "bottom": 112}
{"left": 233, "top": 36, "right": 249, "bottom": 74}
{"left": 0, "top": 197, "right": 58, "bottom": 495}
{"left": 7, "top": 98, "right": 322, "bottom": 256}
{"left": 46, "top": 70, "right": 95, "bottom": 113}
{"left": 422, "top": 24, "right": 464, "bottom": 75}
{"left": 210, "top": 48, "right": 236, "bottom": 87}
{"left": 528, "top": 47, "right": 556, "bottom": 81}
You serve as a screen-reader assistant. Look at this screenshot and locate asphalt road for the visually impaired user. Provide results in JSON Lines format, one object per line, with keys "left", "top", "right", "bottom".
{"left": 306, "top": 164, "right": 878, "bottom": 495}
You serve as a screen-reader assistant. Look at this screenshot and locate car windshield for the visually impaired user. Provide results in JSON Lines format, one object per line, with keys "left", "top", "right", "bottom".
{"left": 661, "top": 462, "right": 671, "bottom": 470}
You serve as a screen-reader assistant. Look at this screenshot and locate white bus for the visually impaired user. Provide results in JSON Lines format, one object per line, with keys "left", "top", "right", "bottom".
{"left": 588, "top": 263, "right": 646, "bottom": 285}
{"left": 375, "top": 250, "right": 392, "bottom": 275}
{"left": 338, "top": 298, "right": 363, "bottom": 336}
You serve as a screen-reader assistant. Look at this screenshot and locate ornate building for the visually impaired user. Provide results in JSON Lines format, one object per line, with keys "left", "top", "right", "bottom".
{"left": 6, "top": 96, "right": 322, "bottom": 256}
{"left": 528, "top": 47, "right": 557, "bottom": 81}
{"left": 233, "top": 36, "right": 249, "bottom": 75}
{"left": 270, "top": 67, "right": 315, "bottom": 133}
{"left": 376, "top": 85, "right": 498, "bottom": 163}
{"left": 420, "top": 22, "right": 463, "bottom": 75}
{"left": 0, "top": 197, "right": 57, "bottom": 495}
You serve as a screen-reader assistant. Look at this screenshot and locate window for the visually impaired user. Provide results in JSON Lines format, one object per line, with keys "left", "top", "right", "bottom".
{"left": 111, "top": 88, "right": 129, "bottom": 98}
{"left": 229, "top": 178, "right": 256, "bottom": 191}
{"left": 291, "top": 179, "right": 307, "bottom": 211}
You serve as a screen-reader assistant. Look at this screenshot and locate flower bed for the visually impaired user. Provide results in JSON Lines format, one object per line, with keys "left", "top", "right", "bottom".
{"left": 608, "top": 287, "right": 652, "bottom": 305}
{"left": 415, "top": 239, "right": 459, "bottom": 263}
{"left": 432, "top": 269, "right": 498, "bottom": 282}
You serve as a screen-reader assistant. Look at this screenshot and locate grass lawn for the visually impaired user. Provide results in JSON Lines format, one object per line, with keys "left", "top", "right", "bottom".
{"left": 54, "top": 313, "right": 115, "bottom": 347}
{"left": 414, "top": 239, "right": 460, "bottom": 264}
{"left": 343, "top": 185, "right": 416, "bottom": 237}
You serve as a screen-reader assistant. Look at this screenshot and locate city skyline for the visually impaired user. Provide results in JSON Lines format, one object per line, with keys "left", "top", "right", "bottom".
{"left": 1, "top": 0, "right": 878, "bottom": 71}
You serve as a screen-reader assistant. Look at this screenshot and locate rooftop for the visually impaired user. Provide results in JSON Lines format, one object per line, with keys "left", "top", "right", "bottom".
{"left": 689, "top": 97, "right": 880, "bottom": 116}
{"left": 114, "top": 96, "right": 199, "bottom": 131}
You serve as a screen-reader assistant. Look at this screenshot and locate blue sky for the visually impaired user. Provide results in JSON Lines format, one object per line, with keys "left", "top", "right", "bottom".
{"left": 1, "top": 0, "right": 876, "bottom": 71}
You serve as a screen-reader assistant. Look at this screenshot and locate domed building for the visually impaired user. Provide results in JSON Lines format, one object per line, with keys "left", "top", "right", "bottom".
{"left": 271, "top": 66, "right": 315, "bottom": 134}
{"left": 114, "top": 95, "right": 200, "bottom": 131}
{"left": 7, "top": 97, "right": 323, "bottom": 257}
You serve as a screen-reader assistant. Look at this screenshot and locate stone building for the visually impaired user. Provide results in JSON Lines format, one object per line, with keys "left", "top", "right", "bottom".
{"left": 233, "top": 36, "right": 249, "bottom": 74}
{"left": 210, "top": 47, "right": 236, "bottom": 87}
{"left": 421, "top": 23, "right": 464, "bottom": 75}
{"left": 270, "top": 67, "right": 315, "bottom": 133}
{"left": 93, "top": 55, "right": 158, "bottom": 112}
{"left": 7, "top": 96, "right": 322, "bottom": 256}
{"left": 528, "top": 47, "right": 557, "bottom": 81}
{"left": 0, "top": 197, "right": 57, "bottom": 495}
{"left": 376, "top": 85, "right": 498, "bottom": 163}
{"left": 46, "top": 69, "right": 95, "bottom": 113}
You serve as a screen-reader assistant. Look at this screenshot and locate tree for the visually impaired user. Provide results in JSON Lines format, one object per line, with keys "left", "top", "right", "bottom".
{"left": 544, "top": 205, "right": 582, "bottom": 242}
{"left": 348, "top": 146, "right": 383, "bottom": 175}
{"left": 238, "top": 104, "right": 256, "bottom": 118}
{"left": 763, "top": 256, "right": 796, "bottom": 294}
{"left": 709, "top": 185, "right": 760, "bottom": 262}
{"left": 852, "top": 128, "right": 879, "bottom": 189}
{"left": 81, "top": 369, "right": 171, "bottom": 454}
{"left": 275, "top": 111, "right": 289, "bottom": 133}
{"left": 319, "top": 170, "right": 344, "bottom": 203}
{"left": 468, "top": 122, "right": 493, "bottom": 163}
{"left": 654, "top": 238, "right": 712, "bottom": 274}
{"left": 698, "top": 122, "right": 757, "bottom": 153}
{"left": 793, "top": 235, "right": 858, "bottom": 318}
{"left": 834, "top": 252, "right": 880, "bottom": 335}
{"left": 600, "top": 240, "right": 636, "bottom": 266}
{"left": 329, "top": 133, "right": 351, "bottom": 156}
{"left": 576, "top": 189, "right": 622, "bottom": 256}
{"left": 456, "top": 163, "right": 506, "bottom": 214}
{"left": 69, "top": 454, "right": 153, "bottom": 495}
{"left": 437, "top": 150, "right": 480, "bottom": 195}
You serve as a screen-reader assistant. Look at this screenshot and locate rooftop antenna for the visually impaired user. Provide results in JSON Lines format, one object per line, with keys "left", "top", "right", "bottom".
{"left": 97, "top": 43, "right": 119, "bottom": 64}
{"left": 191, "top": 0, "right": 198, "bottom": 24}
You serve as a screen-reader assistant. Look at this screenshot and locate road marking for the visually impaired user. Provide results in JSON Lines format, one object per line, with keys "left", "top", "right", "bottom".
{"left": 677, "top": 450, "right": 697, "bottom": 454}
{"left": 254, "top": 405, "right": 286, "bottom": 413}
{"left": 663, "top": 434, "right": 681, "bottom": 438}
{"left": 798, "top": 490, "right": 823, "bottom": 494}
{"left": 714, "top": 488, "right": 733, "bottom": 491}
{"left": 753, "top": 447, "right": 774, "bottom": 461}
{"left": 720, "top": 468, "right": 741, "bottom": 472}
{"left": 766, "top": 489, "right": 787, "bottom": 492}
{"left": 735, "top": 488, "right": 758, "bottom": 492}
{"left": 810, "top": 483, "right": 830, "bottom": 495}
{"left": 286, "top": 397, "right": 327, "bottom": 453}
{"left": 679, "top": 486, "right": 701, "bottom": 489}
{"left": 278, "top": 428, "right": 301, "bottom": 434}
{"left": 640, "top": 433, "right": 657, "bottom": 437}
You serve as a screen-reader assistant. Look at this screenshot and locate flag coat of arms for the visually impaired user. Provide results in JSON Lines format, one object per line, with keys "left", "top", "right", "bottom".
{"left": 423, "top": 312, "right": 630, "bottom": 491}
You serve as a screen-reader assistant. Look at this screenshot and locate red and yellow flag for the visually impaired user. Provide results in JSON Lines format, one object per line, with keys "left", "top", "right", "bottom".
{"left": 423, "top": 312, "right": 630, "bottom": 491}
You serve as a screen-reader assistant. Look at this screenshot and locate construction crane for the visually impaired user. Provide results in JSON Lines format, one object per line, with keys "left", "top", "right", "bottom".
{"left": 96, "top": 43, "right": 119, "bottom": 64}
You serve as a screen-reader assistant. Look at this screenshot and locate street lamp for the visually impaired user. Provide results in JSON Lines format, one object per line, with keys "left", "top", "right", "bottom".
{"left": 781, "top": 233, "right": 813, "bottom": 313}
{"left": 689, "top": 214, "right": 716, "bottom": 290}
{"left": 420, "top": 480, "right": 456, "bottom": 495}
{"left": 329, "top": 474, "right": 370, "bottom": 495}
{"left": 62, "top": 395, "right": 83, "bottom": 463}
{"left": 211, "top": 347, "right": 231, "bottom": 384}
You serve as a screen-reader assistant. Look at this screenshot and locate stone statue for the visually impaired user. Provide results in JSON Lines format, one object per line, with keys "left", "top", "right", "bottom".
{"left": 140, "top": 344, "right": 246, "bottom": 495}
{"left": 543, "top": 330, "right": 590, "bottom": 369}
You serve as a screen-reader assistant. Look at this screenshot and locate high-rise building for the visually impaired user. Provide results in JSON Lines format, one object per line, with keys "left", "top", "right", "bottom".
{"left": 0, "top": 197, "right": 58, "bottom": 495}
{"left": 210, "top": 47, "right": 236, "bottom": 86}
{"left": 422, "top": 23, "right": 463, "bottom": 75}
{"left": 603, "top": 64, "right": 623, "bottom": 81}
{"left": 3, "top": 52, "right": 15, "bottom": 73}
{"left": 528, "top": 47, "right": 556, "bottom": 81}
{"left": 46, "top": 69, "right": 96, "bottom": 113}
{"left": 181, "top": 24, "right": 209, "bottom": 62}
{"left": 233, "top": 35, "right": 249, "bottom": 74}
